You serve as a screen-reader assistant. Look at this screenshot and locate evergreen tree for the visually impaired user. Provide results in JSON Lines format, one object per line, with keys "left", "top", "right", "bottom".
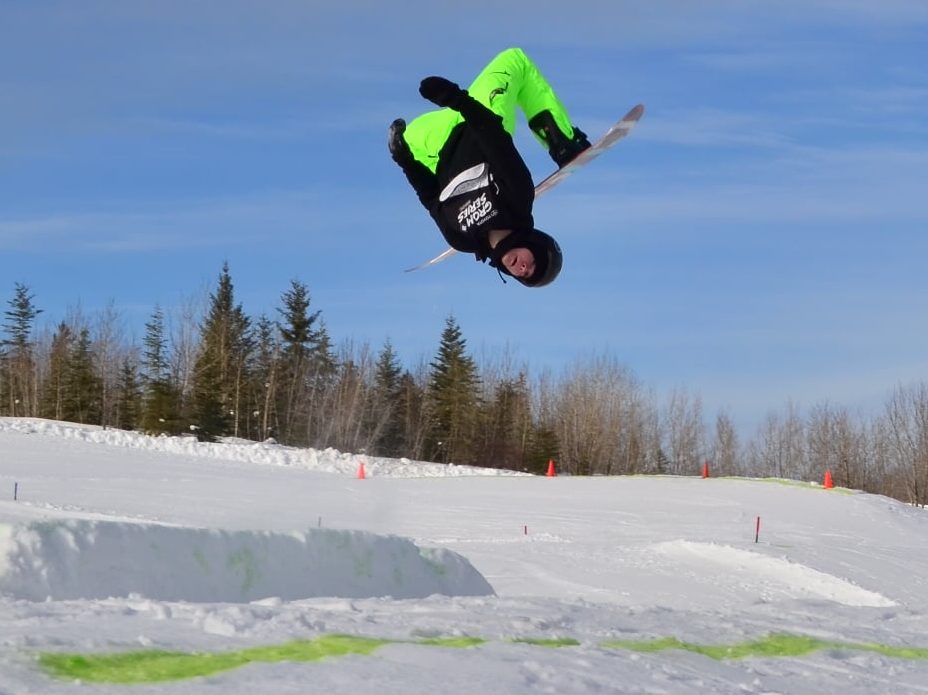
{"left": 39, "top": 322, "right": 73, "bottom": 421}
{"left": 655, "top": 448, "right": 671, "bottom": 475}
{"left": 396, "top": 370, "right": 427, "bottom": 459}
{"left": 479, "top": 372, "right": 533, "bottom": 470}
{"left": 61, "top": 327, "right": 102, "bottom": 424}
{"left": 141, "top": 306, "right": 179, "bottom": 434}
{"left": 1, "top": 283, "right": 42, "bottom": 416}
{"left": 251, "top": 314, "right": 279, "bottom": 441}
{"left": 190, "top": 263, "right": 253, "bottom": 441}
{"left": 312, "top": 322, "right": 338, "bottom": 379}
{"left": 426, "top": 316, "right": 480, "bottom": 464}
{"left": 276, "top": 279, "right": 322, "bottom": 444}
{"left": 526, "top": 422, "right": 560, "bottom": 475}
{"left": 305, "top": 320, "right": 338, "bottom": 446}
{"left": 371, "top": 339, "right": 404, "bottom": 456}
{"left": 115, "top": 356, "right": 142, "bottom": 430}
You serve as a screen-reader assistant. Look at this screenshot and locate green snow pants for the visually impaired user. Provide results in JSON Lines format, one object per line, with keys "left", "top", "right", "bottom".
{"left": 403, "top": 47, "right": 578, "bottom": 173}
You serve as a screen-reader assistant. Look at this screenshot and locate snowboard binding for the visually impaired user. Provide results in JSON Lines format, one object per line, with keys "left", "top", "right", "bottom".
{"left": 529, "top": 110, "right": 592, "bottom": 168}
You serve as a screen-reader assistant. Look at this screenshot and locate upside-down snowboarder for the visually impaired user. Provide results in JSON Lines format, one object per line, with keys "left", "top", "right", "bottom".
{"left": 388, "top": 47, "right": 592, "bottom": 287}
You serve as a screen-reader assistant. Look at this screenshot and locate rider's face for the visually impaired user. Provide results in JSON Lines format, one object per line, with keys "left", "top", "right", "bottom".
{"left": 502, "top": 247, "right": 535, "bottom": 278}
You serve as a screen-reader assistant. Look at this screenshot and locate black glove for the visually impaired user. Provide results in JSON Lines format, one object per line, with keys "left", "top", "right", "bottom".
{"left": 419, "top": 76, "right": 464, "bottom": 108}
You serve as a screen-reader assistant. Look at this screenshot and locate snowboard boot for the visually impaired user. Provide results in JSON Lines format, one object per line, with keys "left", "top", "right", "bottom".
{"left": 529, "top": 110, "right": 591, "bottom": 168}
{"left": 388, "top": 118, "right": 412, "bottom": 163}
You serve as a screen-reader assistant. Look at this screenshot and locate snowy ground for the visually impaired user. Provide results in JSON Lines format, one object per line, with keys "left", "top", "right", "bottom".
{"left": 1, "top": 417, "right": 927, "bottom": 693}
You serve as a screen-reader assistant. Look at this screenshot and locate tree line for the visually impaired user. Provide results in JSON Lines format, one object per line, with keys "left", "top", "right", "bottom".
{"left": 2, "top": 268, "right": 926, "bottom": 506}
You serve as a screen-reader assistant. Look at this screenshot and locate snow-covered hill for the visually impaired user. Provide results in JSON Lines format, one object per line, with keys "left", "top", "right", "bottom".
{"left": 2, "top": 417, "right": 927, "bottom": 694}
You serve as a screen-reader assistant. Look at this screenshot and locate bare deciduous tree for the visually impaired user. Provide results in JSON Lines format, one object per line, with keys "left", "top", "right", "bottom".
{"left": 808, "top": 403, "right": 868, "bottom": 489}
{"left": 91, "top": 300, "right": 126, "bottom": 428}
{"left": 711, "top": 410, "right": 740, "bottom": 476}
{"left": 663, "top": 387, "right": 705, "bottom": 476}
{"left": 548, "top": 354, "right": 653, "bottom": 476}
{"left": 747, "top": 402, "right": 805, "bottom": 479}
{"left": 884, "top": 384, "right": 928, "bottom": 506}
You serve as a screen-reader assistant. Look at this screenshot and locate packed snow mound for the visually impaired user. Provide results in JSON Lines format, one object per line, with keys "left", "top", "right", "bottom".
{"left": 0, "top": 519, "right": 494, "bottom": 602}
{"left": 0, "top": 418, "right": 528, "bottom": 478}
{"left": 652, "top": 540, "right": 895, "bottom": 607}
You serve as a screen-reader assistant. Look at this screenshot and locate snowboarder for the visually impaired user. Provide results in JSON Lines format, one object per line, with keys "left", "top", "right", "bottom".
{"left": 388, "top": 47, "right": 591, "bottom": 287}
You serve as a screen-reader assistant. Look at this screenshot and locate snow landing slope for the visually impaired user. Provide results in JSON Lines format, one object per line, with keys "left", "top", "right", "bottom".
{"left": 2, "top": 418, "right": 928, "bottom": 694}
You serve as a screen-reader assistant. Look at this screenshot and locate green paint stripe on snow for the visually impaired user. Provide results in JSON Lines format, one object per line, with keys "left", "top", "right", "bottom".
{"left": 38, "top": 635, "right": 390, "bottom": 684}
{"left": 602, "top": 633, "right": 928, "bottom": 660}
{"left": 38, "top": 632, "right": 928, "bottom": 684}
{"left": 414, "top": 636, "right": 486, "bottom": 648}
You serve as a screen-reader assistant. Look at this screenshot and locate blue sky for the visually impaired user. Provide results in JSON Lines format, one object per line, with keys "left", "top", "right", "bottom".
{"left": 2, "top": 1, "right": 927, "bottom": 432}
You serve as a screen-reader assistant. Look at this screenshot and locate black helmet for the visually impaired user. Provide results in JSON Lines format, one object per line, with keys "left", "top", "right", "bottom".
{"left": 491, "top": 229, "right": 563, "bottom": 288}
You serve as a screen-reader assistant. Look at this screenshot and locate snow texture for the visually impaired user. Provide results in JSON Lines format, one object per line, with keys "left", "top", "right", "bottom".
{"left": 2, "top": 417, "right": 928, "bottom": 694}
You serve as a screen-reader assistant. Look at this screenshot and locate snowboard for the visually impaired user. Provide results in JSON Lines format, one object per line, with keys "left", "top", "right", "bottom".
{"left": 405, "top": 103, "right": 645, "bottom": 273}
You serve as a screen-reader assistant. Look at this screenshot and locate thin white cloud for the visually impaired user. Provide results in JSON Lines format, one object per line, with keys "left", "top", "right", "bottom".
{"left": 539, "top": 140, "right": 928, "bottom": 230}
{"left": 0, "top": 188, "right": 386, "bottom": 254}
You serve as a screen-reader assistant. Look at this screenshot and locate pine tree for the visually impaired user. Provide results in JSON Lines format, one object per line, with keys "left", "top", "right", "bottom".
{"left": 305, "top": 321, "right": 338, "bottom": 447}
{"left": 190, "top": 263, "right": 253, "bottom": 442}
{"left": 371, "top": 339, "right": 404, "bottom": 456}
{"left": 426, "top": 316, "right": 480, "bottom": 464}
{"left": 114, "top": 356, "right": 142, "bottom": 430}
{"left": 396, "top": 370, "right": 427, "bottom": 459}
{"left": 479, "top": 372, "right": 533, "bottom": 470}
{"left": 1, "top": 283, "right": 42, "bottom": 416}
{"left": 526, "top": 422, "right": 560, "bottom": 475}
{"left": 276, "top": 279, "right": 322, "bottom": 444}
{"left": 141, "top": 306, "right": 179, "bottom": 434}
{"left": 61, "top": 327, "right": 102, "bottom": 424}
{"left": 39, "top": 322, "right": 73, "bottom": 421}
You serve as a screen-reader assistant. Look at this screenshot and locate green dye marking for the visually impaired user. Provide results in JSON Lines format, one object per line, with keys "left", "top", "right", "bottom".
{"left": 602, "top": 633, "right": 928, "bottom": 661}
{"left": 38, "top": 632, "right": 928, "bottom": 684}
{"left": 226, "top": 548, "right": 259, "bottom": 593}
{"left": 844, "top": 641, "right": 928, "bottom": 660}
{"left": 603, "top": 634, "right": 824, "bottom": 659}
{"left": 40, "top": 648, "right": 242, "bottom": 684}
{"left": 512, "top": 637, "right": 581, "bottom": 648}
{"left": 415, "top": 636, "right": 485, "bottom": 648}
{"left": 605, "top": 636, "right": 680, "bottom": 654}
{"left": 39, "top": 635, "right": 389, "bottom": 684}
{"left": 697, "top": 634, "right": 824, "bottom": 660}
{"left": 419, "top": 552, "right": 448, "bottom": 577}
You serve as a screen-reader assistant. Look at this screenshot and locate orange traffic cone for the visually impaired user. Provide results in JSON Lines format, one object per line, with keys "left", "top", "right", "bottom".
{"left": 823, "top": 470, "right": 833, "bottom": 489}
{"left": 546, "top": 459, "right": 557, "bottom": 477}
{"left": 701, "top": 461, "right": 710, "bottom": 479}
{"left": 357, "top": 462, "right": 366, "bottom": 480}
